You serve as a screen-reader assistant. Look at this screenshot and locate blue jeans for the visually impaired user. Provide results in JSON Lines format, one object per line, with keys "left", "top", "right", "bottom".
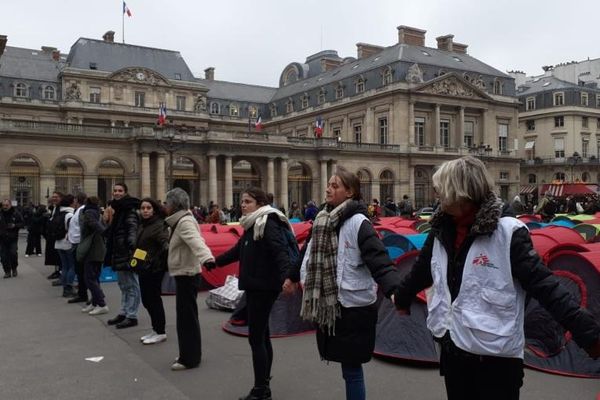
{"left": 58, "top": 248, "right": 76, "bottom": 288}
{"left": 117, "top": 270, "right": 140, "bottom": 319}
{"left": 341, "top": 363, "right": 365, "bottom": 400}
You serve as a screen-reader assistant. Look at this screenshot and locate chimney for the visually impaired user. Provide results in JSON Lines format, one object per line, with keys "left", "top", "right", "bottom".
{"left": 0, "top": 35, "right": 7, "bottom": 58}
{"left": 453, "top": 42, "right": 468, "bottom": 54}
{"left": 102, "top": 31, "right": 115, "bottom": 43}
{"left": 52, "top": 50, "right": 60, "bottom": 61}
{"left": 397, "top": 26, "right": 426, "bottom": 46}
{"left": 204, "top": 67, "right": 215, "bottom": 81}
{"left": 436, "top": 35, "right": 454, "bottom": 52}
{"left": 320, "top": 57, "right": 342, "bottom": 72}
{"left": 356, "top": 42, "right": 384, "bottom": 59}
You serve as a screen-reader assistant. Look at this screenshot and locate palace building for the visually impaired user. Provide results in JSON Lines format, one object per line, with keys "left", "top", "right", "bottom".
{"left": 0, "top": 26, "right": 520, "bottom": 209}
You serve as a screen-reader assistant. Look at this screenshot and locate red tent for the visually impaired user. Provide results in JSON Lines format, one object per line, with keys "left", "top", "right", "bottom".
{"left": 539, "top": 183, "right": 598, "bottom": 197}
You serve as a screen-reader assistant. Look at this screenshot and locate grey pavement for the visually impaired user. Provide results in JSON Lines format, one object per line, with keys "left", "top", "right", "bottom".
{"left": 0, "top": 238, "right": 598, "bottom": 400}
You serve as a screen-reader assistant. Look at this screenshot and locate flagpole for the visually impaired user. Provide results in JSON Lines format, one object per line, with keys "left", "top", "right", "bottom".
{"left": 122, "top": 1, "right": 125, "bottom": 43}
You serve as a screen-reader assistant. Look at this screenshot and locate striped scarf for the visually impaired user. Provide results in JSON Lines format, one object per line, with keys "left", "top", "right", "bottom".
{"left": 300, "top": 199, "right": 350, "bottom": 334}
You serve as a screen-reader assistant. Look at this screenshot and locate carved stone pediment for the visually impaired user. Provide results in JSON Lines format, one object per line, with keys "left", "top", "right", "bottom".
{"left": 418, "top": 75, "right": 488, "bottom": 99}
{"left": 110, "top": 68, "right": 170, "bottom": 86}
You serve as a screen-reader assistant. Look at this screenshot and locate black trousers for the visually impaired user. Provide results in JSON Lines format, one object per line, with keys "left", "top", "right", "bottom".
{"left": 441, "top": 341, "right": 524, "bottom": 400}
{"left": 246, "top": 290, "right": 279, "bottom": 387}
{"left": 139, "top": 270, "right": 166, "bottom": 334}
{"left": 0, "top": 240, "right": 18, "bottom": 273}
{"left": 175, "top": 275, "right": 201, "bottom": 367}
{"left": 25, "top": 232, "right": 42, "bottom": 255}
{"left": 73, "top": 245, "right": 88, "bottom": 299}
{"left": 84, "top": 261, "right": 105, "bottom": 307}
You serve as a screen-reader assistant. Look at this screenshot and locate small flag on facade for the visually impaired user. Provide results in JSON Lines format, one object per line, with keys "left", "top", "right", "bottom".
{"left": 123, "top": 1, "right": 132, "bottom": 17}
{"left": 314, "top": 116, "right": 324, "bottom": 137}
{"left": 254, "top": 113, "right": 263, "bottom": 132}
{"left": 157, "top": 103, "right": 167, "bottom": 126}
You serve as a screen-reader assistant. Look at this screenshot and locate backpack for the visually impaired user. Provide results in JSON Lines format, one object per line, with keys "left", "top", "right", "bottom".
{"left": 281, "top": 225, "right": 300, "bottom": 268}
{"left": 48, "top": 210, "right": 70, "bottom": 241}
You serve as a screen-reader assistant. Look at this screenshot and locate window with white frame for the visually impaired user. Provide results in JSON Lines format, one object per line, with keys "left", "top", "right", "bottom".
{"left": 379, "top": 117, "right": 388, "bottom": 144}
{"left": 526, "top": 120, "right": 535, "bottom": 131}
{"left": 335, "top": 84, "right": 344, "bottom": 99}
{"left": 353, "top": 123, "right": 362, "bottom": 144}
{"left": 286, "top": 99, "right": 294, "bottom": 113}
{"left": 249, "top": 106, "right": 257, "bottom": 118}
{"left": 89, "top": 87, "right": 101, "bottom": 103}
{"left": 210, "top": 102, "right": 220, "bottom": 114}
{"left": 554, "top": 92, "right": 564, "bottom": 106}
{"left": 176, "top": 96, "right": 186, "bottom": 111}
{"left": 463, "top": 121, "right": 474, "bottom": 147}
{"left": 317, "top": 89, "right": 326, "bottom": 105}
{"left": 301, "top": 93, "right": 309, "bottom": 109}
{"left": 44, "top": 85, "right": 55, "bottom": 100}
{"left": 554, "top": 116, "right": 564, "bottom": 127}
{"left": 134, "top": 91, "right": 145, "bottom": 107}
{"left": 382, "top": 67, "right": 392, "bottom": 86}
{"left": 582, "top": 138, "right": 590, "bottom": 158}
{"left": 582, "top": 92, "right": 589, "bottom": 106}
{"left": 415, "top": 117, "right": 425, "bottom": 146}
{"left": 526, "top": 97, "right": 536, "bottom": 111}
{"left": 269, "top": 103, "right": 277, "bottom": 117}
{"left": 229, "top": 104, "right": 239, "bottom": 117}
{"left": 498, "top": 123, "right": 508, "bottom": 152}
{"left": 440, "top": 120, "right": 450, "bottom": 147}
{"left": 493, "top": 79, "right": 503, "bottom": 95}
{"left": 15, "top": 82, "right": 27, "bottom": 97}
{"left": 554, "top": 137, "right": 565, "bottom": 159}
{"left": 356, "top": 77, "right": 365, "bottom": 94}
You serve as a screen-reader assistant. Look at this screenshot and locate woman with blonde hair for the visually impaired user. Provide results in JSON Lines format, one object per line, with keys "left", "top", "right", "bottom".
{"left": 392, "top": 156, "right": 600, "bottom": 400}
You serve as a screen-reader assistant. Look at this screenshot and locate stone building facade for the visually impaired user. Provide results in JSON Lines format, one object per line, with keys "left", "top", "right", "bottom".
{"left": 0, "top": 26, "right": 520, "bottom": 209}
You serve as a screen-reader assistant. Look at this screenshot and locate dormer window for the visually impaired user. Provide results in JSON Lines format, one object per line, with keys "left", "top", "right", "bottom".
{"left": 526, "top": 97, "right": 536, "bottom": 111}
{"left": 286, "top": 98, "right": 294, "bottom": 113}
{"left": 43, "top": 85, "right": 55, "bottom": 100}
{"left": 301, "top": 93, "right": 309, "bottom": 109}
{"left": 581, "top": 92, "right": 589, "bottom": 106}
{"left": 249, "top": 106, "right": 257, "bottom": 118}
{"left": 355, "top": 76, "right": 365, "bottom": 93}
{"left": 317, "top": 88, "right": 326, "bottom": 105}
{"left": 14, "top": 82, "right": 27, "bottom": 97}
{"left": 554, "top": 92, "right": 564, "bottom": 106}
{"left": 174, "top": 73, "right": 182, "bottom": 80}
{"left": 382, "top": 67, "right": 393, "bottom": 86}
{"left": 210, "top": 102, "right": 220, "bottom": 114}
{"left": 270, "top": 103, "right": 278, "bottom": 117}
{"left": 493, "top": 79, "right": 503, "bottom": 95}
{"left": 335, "top": 83, "right": 344, "bottom": 99}
{"left": 229, "top": 104, "right": 239, "bottom": 117}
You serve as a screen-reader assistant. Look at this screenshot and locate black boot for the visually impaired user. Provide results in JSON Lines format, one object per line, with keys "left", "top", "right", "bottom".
{"left": 11, "top": 269, "right": 17, "bottom": 277}
{"left": 3, "top": 271, "right": 11, "bottom": 279}
{"left": 238, "top": 386, "right": 272, "bottom": 400}
{"left": 107, "top": 314, "right": 126, "bottom": 326}
{"left": 115, "top": 317, "right": 138, "bottom": 329}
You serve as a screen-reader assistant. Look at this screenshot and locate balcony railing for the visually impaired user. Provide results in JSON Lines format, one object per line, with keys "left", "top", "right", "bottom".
{"left": 0, "top": 119, "right": 132, "bottom": 138}
{"left": 338, "top": 142, "right": 400, "bottom": 152}
{"left": 521, "top": 156, "right": 599, "bottom": 165}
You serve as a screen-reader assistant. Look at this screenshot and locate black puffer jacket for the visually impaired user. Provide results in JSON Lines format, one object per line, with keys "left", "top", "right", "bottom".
{"left": 104, "top": 196, "right": 140, "bottom": 271}
{"left": 136, "top": 216, "right": 169, "bottom": 273}
{"left": 394, "top": 193, "right": 600, "bottom": 351}
{"left": 0, "top": 207, "right": 24, "bottom": 242}
{"left": 216, "top": 213, "right": 290, "bottom": 292}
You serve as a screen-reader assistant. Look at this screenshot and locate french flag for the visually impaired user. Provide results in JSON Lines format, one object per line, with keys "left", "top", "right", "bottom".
{"left": 314, "top": 116, "right": 324, "bottom": 137}
{"left": 157, "top": 103, "right": 167, "bottom": 126}
{"left": 123, "top": 1, "right": 132, "bottom": 17}
{"left": 254, "top": 113, "right": 263, "bottom": 132}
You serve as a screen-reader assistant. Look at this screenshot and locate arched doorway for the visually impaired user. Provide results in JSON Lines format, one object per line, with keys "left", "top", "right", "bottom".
{"left": 414, "top": 167, "right": 433, "bottom": 208}
{"left": 357, "top": 168, "right": 372, "bottom": 201}
{"left": 172, "top": 156, "right": 200, "bottom": 206}
{"left": 379, "top": 170, "right": 394, "bottom": 201}
{"left": 55, "top": 157, "right": 84, "bottom": 195}
{"left": 98, "top": 159, "right": 125, "bottom": 206}
{"left": 9, "top": 156, "right": 40, "bottom": 206}
{"left": 233, "top": 160, "right": 261, "bottom": 206}
{"left": 288, "top": 161, "right": 312, "bottom": 207}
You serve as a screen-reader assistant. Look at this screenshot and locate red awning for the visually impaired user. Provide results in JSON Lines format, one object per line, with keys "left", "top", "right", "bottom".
{"left": 520, "top": 185, "right": 538, "bottom": 194}
{"left": 539, "top": 183, "right": 599, "bottom": 197}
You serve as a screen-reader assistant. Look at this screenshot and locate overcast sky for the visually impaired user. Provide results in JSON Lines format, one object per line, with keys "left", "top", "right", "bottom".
{"left": 3, "top": 0, "right": 598, "bottom": 87}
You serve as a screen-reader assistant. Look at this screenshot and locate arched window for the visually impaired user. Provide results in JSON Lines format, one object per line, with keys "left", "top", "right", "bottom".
{"left": 355, "top": 76, "right": 365, "bottom": 93}
{"left": 44, "top": 85, "right": 55, "bottom": 100}
{"left": 248, "top": 106, "right": 257, "bottom": 118}
{"left": 554, "top": 172, "right": 565, "bottom": 182}
{"left": 528, "top": 174, "right": 537, "bottom": 184}
{"left": 493, "top": 79, "right": 503, "bottom": 95}
{"left": 15, "top": 82, "right": 27, "bottom": 97}
{"left": 286, "top": 98, "right": 294, "bottom": 113}
{"left": 301, "top": 93, "right": 309, "bottom": 109}
{"left": 379, "top": 170, "right": 394, "bottom": 201}
{"left": 229, "top": 104, "right": 239, "bottom": 117}
{"left": 270, "top": 103, "right": 277, "bottom": 117}
{"left": 382, "top": 67, "right": 393, "bottom": 86}
{"left": 582, "top": 172, "right": 590, "bottom": 182}
{"left": 357, "top": 168, "right": 372, "bottom": 201}
{"left": 210, "top": 102, "right": 220, "bottom": 114}
{"left": 335, "top": 83, "right": 344, "bottom": 99}
{"left": 317, "top": 88, "right": 326, "bottom": 105}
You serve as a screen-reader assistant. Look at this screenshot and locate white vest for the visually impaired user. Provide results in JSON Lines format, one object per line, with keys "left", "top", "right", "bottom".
{"left": 301, "top": 213, "right": 377, "bottom": 307}
{"left": 426, "top": 217, "right": 527, "bottom": 358}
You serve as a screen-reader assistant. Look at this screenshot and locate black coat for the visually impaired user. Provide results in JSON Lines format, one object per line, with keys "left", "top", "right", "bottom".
{"left": 104, "top": 196, "right": 140, "bottom": 271}
{"left": 80, "top": 205, "right": 106, "bottom": 263}
{"left": 28, "top": 210, "right": 46, "bottom": 235}
{"left": 394, "top": 194, "right": 600, "bottom": 352}
{"left": 215, "top": 214, "right": 290, "bottom": 292}
{"left": 0, "top": 207, "right": 24, "bottom": 242}
{"left": 135, "top": 216, "right": 169, "bottom": 273}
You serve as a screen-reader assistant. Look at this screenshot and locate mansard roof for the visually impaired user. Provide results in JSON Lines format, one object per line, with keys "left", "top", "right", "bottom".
{"left": 0, "top": 46, "right": 63, "bottom": 82}
{"left": 200, "top": 79, "right": 277, "bottom": 103}
{"left": 66, "top": 38, "right": 195, "bottom": 82}
{"left": 517, "top": 75, "right": 600, "bottom": 96}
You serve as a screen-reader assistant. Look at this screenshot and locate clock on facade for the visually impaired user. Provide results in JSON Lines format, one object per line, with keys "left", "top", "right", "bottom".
{"left": 136, "top": 72, "right": 145, "bottom": 81}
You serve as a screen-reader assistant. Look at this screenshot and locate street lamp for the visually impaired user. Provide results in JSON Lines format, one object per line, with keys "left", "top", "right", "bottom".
{"left": 568, "top": 152, "right": 582, "bottom": 183}
{"left": 155, "top": 121, "right": 188, "bottom": 191}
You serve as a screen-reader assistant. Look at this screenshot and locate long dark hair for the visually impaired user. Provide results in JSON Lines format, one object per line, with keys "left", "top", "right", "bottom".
{"left": 140, "top": 197, "right": 165, "bottom": 218}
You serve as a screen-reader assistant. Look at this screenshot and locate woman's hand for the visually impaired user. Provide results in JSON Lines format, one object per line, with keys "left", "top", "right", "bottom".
{"left": 282, "top": 278, "right": 298, "bottom": 295}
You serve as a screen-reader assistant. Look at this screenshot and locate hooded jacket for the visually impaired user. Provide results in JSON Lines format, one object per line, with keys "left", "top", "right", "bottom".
{"left": 104, "top": 196, "right": 140, "bottom": 271}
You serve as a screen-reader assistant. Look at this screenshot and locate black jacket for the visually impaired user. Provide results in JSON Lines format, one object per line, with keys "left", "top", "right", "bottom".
{"left": 136, "top": 216, "right": 169, "bottom": 273}
{"left": 104, "top": 196, "right": 140, "bottom": 271}
{"left": 0, "top": 207, "right": 24, "bottom": 242}
{"left": 394, "top": 193, "right": 600, "bottom": 351}
{"left": 28, "top": 209, "right": 47, "bottom": 235}
{"left": 216, "top": 213, "right": 290, "bottom": 292}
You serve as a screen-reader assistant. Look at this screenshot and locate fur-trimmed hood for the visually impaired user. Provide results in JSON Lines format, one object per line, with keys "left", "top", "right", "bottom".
{"left": 429, "top": 192, "right": 505, "bottom": 236}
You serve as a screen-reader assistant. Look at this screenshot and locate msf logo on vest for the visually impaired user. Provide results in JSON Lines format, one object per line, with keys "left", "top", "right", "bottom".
{"left": 472, "top": 253, "right": 498, "bottom": 269}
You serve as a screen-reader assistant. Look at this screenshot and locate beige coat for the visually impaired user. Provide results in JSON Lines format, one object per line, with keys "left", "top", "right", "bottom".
{"left": 165, "top": 210, "right": 214, "bottom": 276}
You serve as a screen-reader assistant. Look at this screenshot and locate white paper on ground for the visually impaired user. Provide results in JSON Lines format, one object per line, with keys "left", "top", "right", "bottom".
{"left": 85, "top": 356, "right": 104, "bottom": 362}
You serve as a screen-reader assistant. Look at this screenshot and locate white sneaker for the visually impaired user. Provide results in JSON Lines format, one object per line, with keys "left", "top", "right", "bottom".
{"left": 37, "top": 253, "right": 43, "bottom": 257}
{"left": 140, "top": 331, "right": 157, "bottom": 342}
{"left": 81, "top": 304, "right": 95, "bottom": 313}
{"left": 24, "top": 254, "right": 29, "bottom": 258}
{"left": 89, "top": 305, "right": 109, "bottom": 315}
{"left": 143, "top": 333, "right": 167, "bottom": 345}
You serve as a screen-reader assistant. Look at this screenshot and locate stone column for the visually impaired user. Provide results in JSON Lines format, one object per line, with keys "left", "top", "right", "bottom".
{"left": 280, "top": 159, "right": 288, "bottom": 211}
{"left": 224, "top": 156, "right": 233, "bottom": 208}
{"left": 208, "top": 154, "right": 217, "bottom": 204}
{"left": 365, "top": 107, "right": 374, "bottom": 142}
{"left": 320, "top": 160, "right": 328, "bottom": 200}
{"left": 140, "top": 153, "right": 151, "bottom": 198}
{"left": 331, "top": 160, "right": 338, "bottom": 175}
{"left": 408, "top": 101, "right": 415, "bottom": 146}
{"left": 481, "top": 109, "right": 488, "bottom": 146}
{"left": 458, "top": 106, "right": 465, "bottom": 148}
{"left": 83, "top": 175, "right": 98, "bottom": 197}
{"left": 156, "top": 153, "right": 166, "bottom": 201}
{"left": 434, "top": 104, "right": 441, "bottom": 147}
{"left": 267, "top": 158, "right": 275, "bottom": 195}
{"left": 0, "top": 173, "right": 10, "bottom": 200}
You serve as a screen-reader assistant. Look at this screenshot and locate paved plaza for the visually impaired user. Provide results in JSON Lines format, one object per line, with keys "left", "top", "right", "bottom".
{"left": 0, "top": 238, "right": 598, "bottom": 400}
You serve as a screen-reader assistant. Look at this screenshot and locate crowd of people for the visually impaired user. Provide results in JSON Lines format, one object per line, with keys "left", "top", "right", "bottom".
{"left": 1, "top": 158, "right": 600, "bottom": 400}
